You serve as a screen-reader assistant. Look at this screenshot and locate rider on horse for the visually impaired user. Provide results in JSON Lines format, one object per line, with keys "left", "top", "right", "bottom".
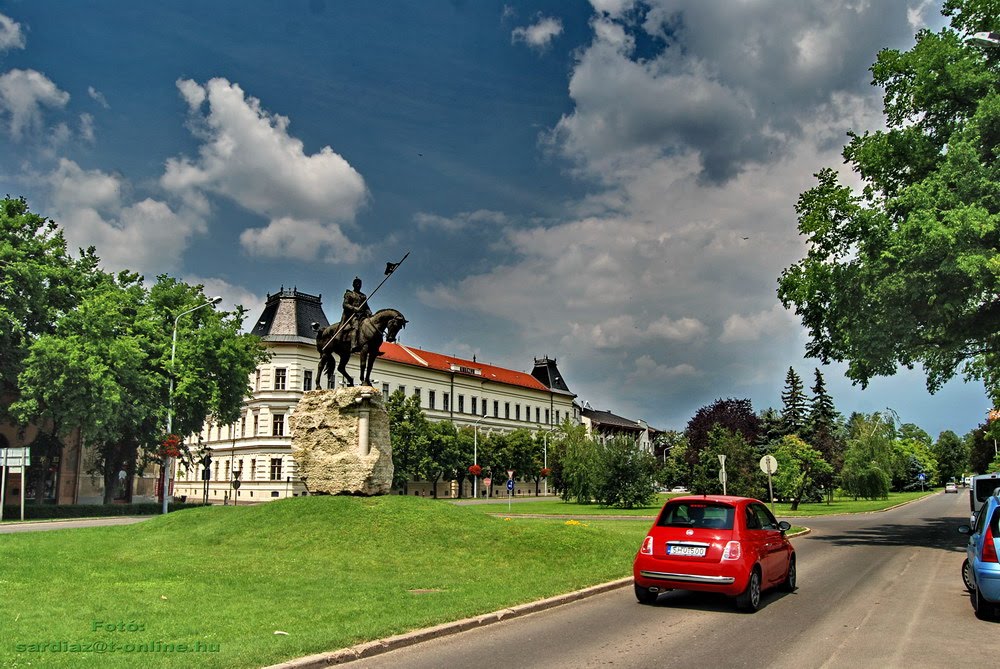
{"left": 340, "top": 277, "right": 373, "bottom": 352}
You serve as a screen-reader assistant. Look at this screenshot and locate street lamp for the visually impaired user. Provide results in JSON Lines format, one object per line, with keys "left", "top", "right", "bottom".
{"left": 162, "top": 295, "right": 222, "bottom": 514}
{"left": 541, "top": 427, "right": 557, "bottom": 497}
{"left": 473, "top": 412, "right": 487, "bottom": 499}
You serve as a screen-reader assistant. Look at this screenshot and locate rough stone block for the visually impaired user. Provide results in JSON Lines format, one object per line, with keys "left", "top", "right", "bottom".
{"left": 289, "top": 386, "right": 393, "bottom": 496}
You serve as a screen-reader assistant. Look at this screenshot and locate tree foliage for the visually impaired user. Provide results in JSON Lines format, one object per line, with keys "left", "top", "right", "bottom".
{"left": 780, "top": 367, "right": 808, "bottom": 437}
{"left": 691, "top": 425, "right": 766, "bottom": 500}
{"left": 777, "top": 1, "right": 1000, "bottom": 405}
{"left": 840, "top": 413, "right": 897, "bottom": 499}
{"left": 593, "top": 436, "right": 657, "bottom": 509}
{"left": 771, "top": 435, "right": 833, "bottom": 510}
{"left": 685, "top": 398, "right": 760, "bottom": 467}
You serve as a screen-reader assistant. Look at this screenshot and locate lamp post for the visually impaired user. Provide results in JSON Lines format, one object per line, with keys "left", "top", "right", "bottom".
{"left": 541, "top": 427, "right": 557, "bottom": 497}
{"left": 473, "top": 412, "right": 487, "bottom": 499}
{"left": 163, "top": 296, "right": 222, "bottom": 515}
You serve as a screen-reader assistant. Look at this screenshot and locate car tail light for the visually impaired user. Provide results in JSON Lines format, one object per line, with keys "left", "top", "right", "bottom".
{"left": 640, "top": 535, "right": 654, "bottom": 555}
{"left": 722, "top": 540, "right": 742, "bottom": 561}
{"left": 983, "top": 526, "right": 999, "bottom": 563}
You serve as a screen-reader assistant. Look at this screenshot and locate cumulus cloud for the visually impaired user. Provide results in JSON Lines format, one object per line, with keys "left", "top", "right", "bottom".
{"left": 0, "top": 12, "right": 25, "bottom": 52}
{"left": 48, "top": 158, "right": 206, "bottom": 274}
{"left": 161, "top": 77, "right": 369, "bottom": 263}
{"left": 0, "top": 68, "right": 69, "bottom": 140}
{"left": 512, "top": 16, "right": 564, "bottom": 50}
{"left": 550, "top": 1, "right": 918, "bottom": 184}
{"left": 719, "top": 304, "right": 799, "bottom": 343}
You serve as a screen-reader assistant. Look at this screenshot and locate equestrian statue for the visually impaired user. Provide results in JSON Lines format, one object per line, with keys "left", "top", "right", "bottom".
{"left": 315, "top": 269, "right": 408, "bottom": 389}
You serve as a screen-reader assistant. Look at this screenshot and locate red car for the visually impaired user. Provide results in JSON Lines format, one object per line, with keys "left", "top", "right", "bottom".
{"left": 633, "top": 495, "right": 796, "bottom": 611}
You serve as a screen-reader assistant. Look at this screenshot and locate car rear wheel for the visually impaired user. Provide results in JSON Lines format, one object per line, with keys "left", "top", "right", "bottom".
{"left": 634, "top": 584, "right": 659, "bottom": 605}
{"left": 962, "top": 559, "right": 974, "bottom": 593}
{"left": 736, "top": 567, "right": 762, "bottom": 612}
{"left": 974, "top": 585, "right": 997, "bottom": 620}
{"left": 780, "top": 556, "right": 796, "bottom": 592}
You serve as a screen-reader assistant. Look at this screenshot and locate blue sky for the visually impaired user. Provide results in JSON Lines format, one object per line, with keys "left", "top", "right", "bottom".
{"left": 0, "top": 1, "right": 989, "bottom": 439}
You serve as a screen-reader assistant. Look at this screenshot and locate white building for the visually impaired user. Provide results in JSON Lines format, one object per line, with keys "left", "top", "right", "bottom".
{"left": 173, "top": 288, "right": 578, "bottom": 503}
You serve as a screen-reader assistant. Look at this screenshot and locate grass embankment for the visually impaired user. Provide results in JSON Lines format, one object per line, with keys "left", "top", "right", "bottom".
{"left": 1, "top": 496, "right": 646, "bottom": 669}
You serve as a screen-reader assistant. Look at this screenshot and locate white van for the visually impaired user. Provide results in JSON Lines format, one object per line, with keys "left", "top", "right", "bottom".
{"left": 969, "top": 472, "right": 1000, "bottom": 522}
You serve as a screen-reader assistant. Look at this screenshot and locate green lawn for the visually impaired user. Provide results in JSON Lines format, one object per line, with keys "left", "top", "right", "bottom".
{"left": 1, "top": 496, "right": 646, "bottom": 669}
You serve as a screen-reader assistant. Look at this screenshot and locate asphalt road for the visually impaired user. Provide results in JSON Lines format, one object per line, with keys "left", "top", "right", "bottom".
{"left": 338, "top": 491, "right": 999, "bottom": 669}
{"left": 0, "top": 515, "right": 151, "bottom": 533}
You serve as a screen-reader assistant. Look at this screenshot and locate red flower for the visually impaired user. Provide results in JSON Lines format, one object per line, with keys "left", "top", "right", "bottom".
{"left": 540, "top": 467, "right": 552, "bottom": 477}
{"left": 468, "top": 464, "right": 482, "bottom": 477}
{"left": 161, "top": 434, "right": 182, "bottom": 459}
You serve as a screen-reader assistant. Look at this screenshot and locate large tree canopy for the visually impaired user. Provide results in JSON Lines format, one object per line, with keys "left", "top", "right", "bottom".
{"left": 778, "top": 0, "right": 1000, "bottom": 404}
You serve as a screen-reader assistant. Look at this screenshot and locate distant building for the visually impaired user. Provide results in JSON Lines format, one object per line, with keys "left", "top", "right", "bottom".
{"left": 173, "top": 288, "right": 579, "bottom": 503}
{"left": 580, "top": 405, "right": 658, "bottom": 453}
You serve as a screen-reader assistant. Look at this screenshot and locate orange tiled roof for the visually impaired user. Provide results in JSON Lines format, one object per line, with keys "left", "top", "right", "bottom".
{"left": 379, "top": 343, "right": 550, "bottom": 392}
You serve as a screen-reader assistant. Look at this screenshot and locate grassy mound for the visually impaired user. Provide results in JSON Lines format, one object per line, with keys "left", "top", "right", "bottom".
{"left": 1, "top": 495, "right": 644, "bottom": 669}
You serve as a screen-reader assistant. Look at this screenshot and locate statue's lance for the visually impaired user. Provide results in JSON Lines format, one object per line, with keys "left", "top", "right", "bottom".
{"left": 322, "top": 251, "right": 410, "bottom": 353}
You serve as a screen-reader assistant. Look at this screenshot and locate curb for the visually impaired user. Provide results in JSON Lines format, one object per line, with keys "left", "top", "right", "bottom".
{"left": 262, "top": 577, "right": 633, "bottom": 669}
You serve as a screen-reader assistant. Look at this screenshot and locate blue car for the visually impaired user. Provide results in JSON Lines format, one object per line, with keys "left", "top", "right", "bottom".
{"left": 959, "top": 492, "right": 1000, "bottom": 619}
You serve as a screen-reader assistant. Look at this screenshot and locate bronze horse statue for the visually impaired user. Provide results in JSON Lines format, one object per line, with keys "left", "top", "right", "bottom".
{"left": 315, "top": 308, "right": 407, "bottom": 389}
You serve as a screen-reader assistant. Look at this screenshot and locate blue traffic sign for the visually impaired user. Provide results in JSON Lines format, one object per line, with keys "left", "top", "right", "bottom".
{"left": 918, "top": 473, "right": 926, "bottom": 481}
{"left": 506, "top": 479, "right": 514, "bottom": 491}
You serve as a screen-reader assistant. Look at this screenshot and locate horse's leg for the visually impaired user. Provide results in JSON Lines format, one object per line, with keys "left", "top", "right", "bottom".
{"left": 338, "top": 351, "right": 354, "bottom": 387}
{"left": 316, "top": 354, "right": 325, "bottom": 390}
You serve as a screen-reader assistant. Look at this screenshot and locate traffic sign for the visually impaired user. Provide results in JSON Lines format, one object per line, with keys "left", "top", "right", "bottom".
{"left": 718, "top": 454, "right": 727, "bottom": 467}
{"left": 760, "top": 455, "right": 778, "bottom": 475}
{"left": 506, "top": 479, "right": 514, "bottom": 491}
{"left": 506, "top": 469, "right": 514, "bottom": 480}
{"left": 918, "top": 473, "right": 926, "bottom": 481}
{"left": 483, "top": 477, "right": 492, "bottom": 488}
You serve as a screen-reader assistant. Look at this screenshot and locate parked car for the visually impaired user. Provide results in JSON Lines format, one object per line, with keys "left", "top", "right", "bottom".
{"left": 959, "top": 493, "right": 1000, "bottom": 620}
{"left": 670, "top": 486, "right": 689, "bottom": 493}
{"left": 945, "top": 482, "right": 958, "bottom": 494}
{"left": 633, "top": 495, "right": 795, "bottom": 612}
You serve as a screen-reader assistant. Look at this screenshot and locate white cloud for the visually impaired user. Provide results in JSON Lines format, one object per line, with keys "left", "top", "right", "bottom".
{"left": 512, "top": 16, "right": 563, "bottom": 50}
{"left": 79, "top": 113, "right": 95, "bottom": 143}
{"left": 0, "top": 69, "right": 69, "bottom": 140}
{"left": 0, "top": 13, "right": 25, "bottom": 52}
{"left": 48, "top": 158, "right": 206, "bottom": 274}
{"left": 719, "top": 304, "right": 799, "bottom": 343}
{"left": 415, "top": 209, "right": 508, "bottom": 232}
{"left": 87, "top": 86, "right": 110, "bottom": 109}
{"left": 161, "top": 78, "right": 368, "bottom": 262}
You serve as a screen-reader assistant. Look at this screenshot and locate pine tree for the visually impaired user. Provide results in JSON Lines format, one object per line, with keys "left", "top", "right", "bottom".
{"left": 807, "top": 368, "right": 842, "bottom": 494}
{"left": 780, "top": 367, "right": 808, "bottom": 437}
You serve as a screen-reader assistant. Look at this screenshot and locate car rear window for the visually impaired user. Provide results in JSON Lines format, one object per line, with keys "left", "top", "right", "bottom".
{"left": 657, "top": 502, "right": 735, "bottom": 530}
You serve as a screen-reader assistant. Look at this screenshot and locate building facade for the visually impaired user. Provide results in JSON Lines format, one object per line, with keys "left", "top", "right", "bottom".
{"left": 172, "top": 288, "right": 579, "bottom": 503}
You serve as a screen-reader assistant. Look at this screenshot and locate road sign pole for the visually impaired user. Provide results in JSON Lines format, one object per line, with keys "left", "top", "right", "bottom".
{"left": 1, "top": 450, "right": 7, "bottom": 522}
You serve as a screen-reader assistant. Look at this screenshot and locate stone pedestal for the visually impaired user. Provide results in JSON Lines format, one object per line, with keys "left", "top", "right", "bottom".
{"left": 289, "top": 387, "right": 393, "bottom": 496}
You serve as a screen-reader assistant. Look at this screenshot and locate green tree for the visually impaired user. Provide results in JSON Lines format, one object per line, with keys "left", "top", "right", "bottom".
{"left": 777, "top": 1, "right": 1000, "bottom": 406}
{"left": 780, "top": 367, "right": 808, "bottom": 437}
{"left": 559, "top": 424, "right": 600, "bottom": 503}
{"left": 1, "top": 196, "right": 100, "bottom": 403}
{"left": 12, "top": 272, "right": 266, "bottom": 502}
{"left": 772, "top": 435, "right": 833, "bottom": 510}
{"left": 840, "top": 413, "right": 897, "bottom": 499}
{"left": 692, "top": 425, "right": 766, "bottom": 500}
{"left": 420, "top": 421, "right": 463, "bottom": 498}
{"left": 685, "top": 398, "right": 760, "bottom": 467}
{"left": 655, "top": 430, "right": 689, "bottom": 488}
{"left": 386, "top": 390, "right": 430, "bottom": 494}
{"left": 806, "top": 368, "right": 843, "bottom": 493}
{"left": 593, "top": 436, "right": 657, "bottom": 509}
{"left": 934, "top": 430, "right": 969, "bottom": 482}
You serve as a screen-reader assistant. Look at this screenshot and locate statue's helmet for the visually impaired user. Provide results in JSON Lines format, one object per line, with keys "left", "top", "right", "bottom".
{"left": 353, "top": 276, "right": 362, "bottom": 290}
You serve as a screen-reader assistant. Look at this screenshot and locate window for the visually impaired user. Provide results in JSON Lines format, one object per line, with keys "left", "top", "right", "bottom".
{"left": 428, "top": 390, "right": 436, "bottom": 409}
{"left": 250, "top": 459, "right": 256, "bottom": 481}
{"left": 471, "top": 397, "right": 478, "bottom": 416}
{"left": 556, "top": 410, "right": 560, "bottom": 423}
{"left": 303, "top": 370, "right": 313, "bottom": 391}
{"left": 494, "top": 400, "right": 499, "bottom": 418}
{"left": 240, "top": 417, "right": 246, "bottom": 438}
{"left": 255, "top": 369, "right": 261, "bottom": 391}
{"left": 505, "top": 402, "right": 510, "bottom": 419}
{"left": 272, "top": 413, "right": 285, "bottom": 436}
{"left": 535, "top": 407, "right": 540, "bottom": 423}
{"left": 515, "top": 405, "right": 521, "bottom": 421}
{"left": 252, "top": 411, "right": 259, "bottom": 436}
{"left": 399, "top": 385, "right": 406, "bottom": 396}
{"left": 382, "top": 383, "right": 390, "bottom": 400}
{"left": 545, "top": 409, "right": 550, "bottom": 425}
{"left": 413, "top": 387, "right": 421, "bottom": 404}
{"left": 443, "top": 393, "right": 450, "bottom": 411}
{"left": 458, "top": 395, "right": 465, "bottom": 413}
{"left": 270, "top": 458, "right": 283, "bottom": 480}
{"left": 274, "top": 368, "right": 287, "bottom": 390}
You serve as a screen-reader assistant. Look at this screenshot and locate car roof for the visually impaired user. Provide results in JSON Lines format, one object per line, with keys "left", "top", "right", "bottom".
{"left": 667, "top": 495, "right": 758, "bottom": 505}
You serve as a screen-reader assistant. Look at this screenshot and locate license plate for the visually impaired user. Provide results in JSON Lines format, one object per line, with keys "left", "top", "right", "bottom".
{"left": 667, "top": 545, "right": 706, "bottom": 557}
